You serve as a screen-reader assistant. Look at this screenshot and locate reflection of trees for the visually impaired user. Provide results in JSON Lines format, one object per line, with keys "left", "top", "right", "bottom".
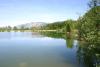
{"left": 40, "top": 32, "right": 65, "bottom": 39}
{"left": 41, "top": 32, "right": 74, "bottom": 48}
{"left": 77, "top": 42, "right": 100, "bottom": 67}
{"left": 40, "top": 31, "right": 100, "bottom": 67}
{"left": 66, "top": 39, "right": 73, "bottom": 48}
{"left": 65, "top": 37, "right": 74, "bottom": 49}
{"left": 64, "top": 31, "right": 75, "bottom": 48}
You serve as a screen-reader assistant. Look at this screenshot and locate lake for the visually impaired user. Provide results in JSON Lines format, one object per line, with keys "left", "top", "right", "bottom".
{"left": 0, "top": 32, "right": 84, "bottom": 67}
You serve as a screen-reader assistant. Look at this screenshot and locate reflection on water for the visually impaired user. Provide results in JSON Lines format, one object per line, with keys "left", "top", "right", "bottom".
{"left": 66, "top": 39, "right": 74, "bottom": 48}
{"left": 41, "top": 32, "right": 100, "bottom": 67}
{"left": 0, "top": 32, "right": 79, "bottom": 67}
{"left": 40, "top": 32, "right": 65, "bottom": 39}
{"left": 0, "top": 32, "right": 99, "bottom": 67}
{"left": 77, "top": 42, "right": 100, "bottom": 67}
{"left": 0, "top": 32, "right": 44, "bottom": 40}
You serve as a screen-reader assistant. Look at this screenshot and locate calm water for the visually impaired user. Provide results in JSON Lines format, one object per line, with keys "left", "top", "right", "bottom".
{"left": 0, "top": 32, "right": 84, "bottom": 67}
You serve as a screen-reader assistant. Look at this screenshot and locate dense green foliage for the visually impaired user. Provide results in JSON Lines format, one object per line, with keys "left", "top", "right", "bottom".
{"left": 42, "top": 21, "right": 65, "bottom": 30}
{"left": 42, "top": 20, "right": 77, "bottom": 33}
{"left": 78, "top": 6, "right": 100, "bottom": 42}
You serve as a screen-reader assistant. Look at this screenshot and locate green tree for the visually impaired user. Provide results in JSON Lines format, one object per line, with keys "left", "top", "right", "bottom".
{"left": 78, "top": 0, "right": 100, "bottom": 42}
{"left": 7, "top": 26, "right": 12, "bottom": 32}
{"left": 66, "top": 23, "right": 71, "bottom": 32}
{"left": 13, "top": 26, "right": 17, "bottom": 30}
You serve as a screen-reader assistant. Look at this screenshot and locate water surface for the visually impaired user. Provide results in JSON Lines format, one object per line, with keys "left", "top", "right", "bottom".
{"left": 0, "top": 32, "right": 83, "bottom": 67}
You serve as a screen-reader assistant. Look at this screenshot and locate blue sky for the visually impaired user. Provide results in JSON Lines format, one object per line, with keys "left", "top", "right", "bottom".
{"left": 0, "top": 0, "right": 89, "bottom": 26}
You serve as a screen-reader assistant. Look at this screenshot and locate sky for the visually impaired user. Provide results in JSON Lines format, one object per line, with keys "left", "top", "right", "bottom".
{"left": 0, "top": 0, "right": 89, "bottom": 27}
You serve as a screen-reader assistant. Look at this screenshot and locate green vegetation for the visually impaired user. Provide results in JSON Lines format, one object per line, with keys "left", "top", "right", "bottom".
{"left": 41, "top": 19, "right": 77, "bottom": 39}
{"left": 43, "top": 21, "right": 65, "bottom": 30}
{"left": 0, "top": 26, "right": 12, "bottom": 32}
{"left": 78, "top": 6, "right": 100, "bottom": 41}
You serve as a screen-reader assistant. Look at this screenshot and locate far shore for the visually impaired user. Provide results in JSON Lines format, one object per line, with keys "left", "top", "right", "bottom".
{"left": 0, "top": 30, "right": 57, "bottom": 32}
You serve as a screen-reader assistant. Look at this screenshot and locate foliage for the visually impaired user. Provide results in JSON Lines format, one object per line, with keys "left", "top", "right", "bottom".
{"left": 78, "top": 6, "right": 100, "bottom": 42}
{"left": 64, "top": 20, "right": 77, "bottom": 32}
{"left": 0, "top": 26, "right": 12, "bottom": 32}
{"left": 42, "top": 20, "right": 77, "bottom": 34}
{"left": 43, "top": 21, "right": 65, "bottom": 30}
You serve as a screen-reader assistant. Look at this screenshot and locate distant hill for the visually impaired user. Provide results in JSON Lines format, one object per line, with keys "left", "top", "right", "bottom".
{"left": 16, "top": 22, "right": 47, "bottom": 29}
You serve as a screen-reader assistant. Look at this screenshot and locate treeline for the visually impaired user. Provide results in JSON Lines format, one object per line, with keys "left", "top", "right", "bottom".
{"left": 42, "top": 20, "right": 77, "bottom": 33}
{"left": 0, "top": 26, "right": 32, "bottom": 32}
{"left": 0, "top": 26, "right": 12, "bottom": 32}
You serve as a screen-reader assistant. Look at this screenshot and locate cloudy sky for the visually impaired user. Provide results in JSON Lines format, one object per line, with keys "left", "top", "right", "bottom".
{"left": 0, "top": 0, "right": 89, "bottom": 26}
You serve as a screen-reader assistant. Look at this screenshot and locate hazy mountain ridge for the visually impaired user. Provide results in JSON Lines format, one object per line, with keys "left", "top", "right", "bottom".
{"left": 16, "top": 22, "right": 47, "bottom": 29}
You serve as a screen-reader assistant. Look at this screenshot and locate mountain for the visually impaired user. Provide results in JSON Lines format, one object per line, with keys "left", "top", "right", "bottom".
{"left": 16, "top": 22, "right": 47, "bottom": 29}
